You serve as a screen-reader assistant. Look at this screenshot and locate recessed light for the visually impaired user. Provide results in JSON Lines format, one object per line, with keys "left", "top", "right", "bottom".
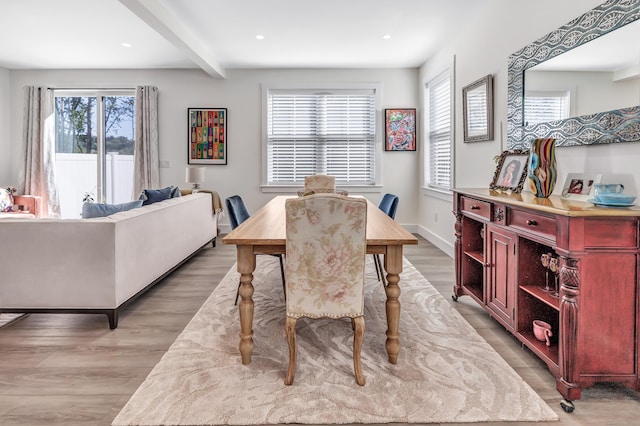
{"left": 121, "top": 42, "right": 132, "bottom": 48}
{"left": 383, "top": 35, "right": 391, "bottom": 40}
{"left": 256, "top": 35, "right": 265, "bottom": 40}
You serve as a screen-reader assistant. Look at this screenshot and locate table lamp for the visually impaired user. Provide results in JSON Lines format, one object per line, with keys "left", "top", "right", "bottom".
{"left": 186, "top": 166, "right": 205, "bottom": 190}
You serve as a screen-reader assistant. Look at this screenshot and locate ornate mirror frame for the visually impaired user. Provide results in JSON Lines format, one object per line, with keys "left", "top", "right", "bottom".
{"left": 507, "top": 0, "right": 640, "bottom": 150}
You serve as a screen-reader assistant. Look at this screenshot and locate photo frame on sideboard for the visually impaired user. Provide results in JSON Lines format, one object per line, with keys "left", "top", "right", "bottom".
{"left": 490, "top": 150, "right": 529, "bottom": 193}
{"left": 560, "top": 173, "right": 602, "bottom": 201}
{"left": 188, "top": 107, "right": 227, "bottom": 165}
{"left": 463, "top": 74, "right": 493, "bottom": 142}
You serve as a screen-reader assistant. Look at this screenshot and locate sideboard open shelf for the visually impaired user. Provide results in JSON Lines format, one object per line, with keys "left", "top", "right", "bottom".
{"left": 460, "top": 216, "right": 485, "bottom": 303}
{"left": 453, "top": 188, "right": 640, "bottom": 413}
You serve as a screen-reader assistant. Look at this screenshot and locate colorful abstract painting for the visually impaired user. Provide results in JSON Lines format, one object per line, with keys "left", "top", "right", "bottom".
{"left": 188, "top": 108, "right": 227, "bottom": 165}
{"left": 385, "top": 108, "right": 416, "bottom": 151}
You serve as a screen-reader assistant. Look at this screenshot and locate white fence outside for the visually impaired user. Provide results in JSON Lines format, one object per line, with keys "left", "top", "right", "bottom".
{"left": 55, "top": 153, "right": 134, "bottom": 218}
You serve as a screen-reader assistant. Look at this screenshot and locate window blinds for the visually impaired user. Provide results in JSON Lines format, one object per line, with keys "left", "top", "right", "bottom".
{"left": 267, "top": 90, "right": 376, "bottom": 185}
{"left": 428, "top": 72, "right": 452, "bottom": 189}
{"left": 524, "top": 91, "right": 570, "bottom": 125}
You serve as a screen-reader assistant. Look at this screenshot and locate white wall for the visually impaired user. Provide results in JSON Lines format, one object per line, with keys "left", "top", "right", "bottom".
{"left": 7, "top": 68, "right": 419, "bottom": 230}
{"left": 416, "top": 0, "right": 640, "bottom": 256}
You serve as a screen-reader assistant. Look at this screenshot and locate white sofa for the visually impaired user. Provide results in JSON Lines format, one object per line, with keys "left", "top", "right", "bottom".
{"left": 0, "top": 193, "right": 218, "bottom": 328}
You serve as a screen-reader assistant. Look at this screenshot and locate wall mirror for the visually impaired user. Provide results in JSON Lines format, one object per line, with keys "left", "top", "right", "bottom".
{"left": 463, "top": 74, "right": 494, "bottom": 142}
{"left": 507, "top": 0, "right": 640, "bottom": 150}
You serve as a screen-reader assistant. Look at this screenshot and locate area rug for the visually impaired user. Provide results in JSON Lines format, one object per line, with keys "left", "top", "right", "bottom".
{"left": 112, "top": 257, "right": 558, "bottom": 425}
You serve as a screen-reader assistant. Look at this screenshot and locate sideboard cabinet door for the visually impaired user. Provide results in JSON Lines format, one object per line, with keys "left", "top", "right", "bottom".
{"left": 486, "top": 224, "right": 516, "bottom": 329}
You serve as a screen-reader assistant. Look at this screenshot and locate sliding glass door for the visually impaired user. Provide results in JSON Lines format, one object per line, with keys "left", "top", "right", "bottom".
{"left": 54, "top": 90, "right": 135, "bottom": 218}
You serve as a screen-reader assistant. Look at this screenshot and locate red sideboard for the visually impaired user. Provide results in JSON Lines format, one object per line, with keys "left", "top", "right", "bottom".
{"left": 453, "top": 188, "right": 640, "bottom": 412}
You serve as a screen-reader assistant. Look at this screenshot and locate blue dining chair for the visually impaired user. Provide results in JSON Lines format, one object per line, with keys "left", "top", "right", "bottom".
{"left": 225, "top": 195, "right": 286, "bottom": 305}
{"left": 374, "top": 193, "right": 399, "bottom": 287}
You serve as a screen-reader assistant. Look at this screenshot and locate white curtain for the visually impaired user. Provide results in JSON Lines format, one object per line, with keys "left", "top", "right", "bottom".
{"left": 133, "top": 86, "right": 160, "bottom": 196}
{"left": 22, "top": 86, "right": 60, "bottom": 218}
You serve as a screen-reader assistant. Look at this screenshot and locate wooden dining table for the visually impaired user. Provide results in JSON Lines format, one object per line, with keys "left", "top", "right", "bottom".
{"left": 222, "top": 195, "right": 418, "bottom": 365}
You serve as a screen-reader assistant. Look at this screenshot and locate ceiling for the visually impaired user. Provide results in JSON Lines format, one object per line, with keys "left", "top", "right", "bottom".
{"left": 0, "top": 0, "right": 488, "bottom": 78}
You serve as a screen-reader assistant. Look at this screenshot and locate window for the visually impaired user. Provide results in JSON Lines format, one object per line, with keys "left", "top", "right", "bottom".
{"left": 425, "top": 71, "right": 452, "bottom": 190}
{"left": 264, "top": 86, "right": 380, "bottom": 187}
{"left": 524, "top": 90, "right": 570, "bottom": 125}
{"left": 54, "top": 90, "right": 135, "bottom": 218}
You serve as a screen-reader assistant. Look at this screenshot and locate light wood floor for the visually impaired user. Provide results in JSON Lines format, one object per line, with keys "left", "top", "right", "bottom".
{"left": 1, "top": 235, "right": 639, "bottom": 425}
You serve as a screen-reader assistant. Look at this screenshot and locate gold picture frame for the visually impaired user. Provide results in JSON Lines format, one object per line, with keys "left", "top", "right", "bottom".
{"left": 490, "top": 150, "right": 529, "bottom": 193}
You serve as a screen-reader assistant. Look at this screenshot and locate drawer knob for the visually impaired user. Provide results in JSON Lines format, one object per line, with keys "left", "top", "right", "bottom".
{"left": 471, "top": 205, "right": 480, "bottom": 210}
{"left": 526, "top": 219, "right": 537, "bottom": 226}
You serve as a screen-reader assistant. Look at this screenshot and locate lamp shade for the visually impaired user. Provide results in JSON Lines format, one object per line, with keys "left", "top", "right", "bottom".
{"left": 186, "top": 166, "right": 205, "bottom": 189}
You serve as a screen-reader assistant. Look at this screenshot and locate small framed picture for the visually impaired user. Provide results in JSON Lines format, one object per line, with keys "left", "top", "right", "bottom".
{"left": 490, "top": 150, "right": 529, "bottom": 193}
{"left": 384, "top": 108, "right": 416, "bottom": 151}
{"left": 560, "top": 173, "right": 602, "bottom": 201}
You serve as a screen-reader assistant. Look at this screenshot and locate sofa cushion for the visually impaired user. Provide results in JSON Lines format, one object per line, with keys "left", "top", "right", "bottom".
{"left": 82, "top": 200, "right": 143, "bottom": 219}
{"left": 139, "top": 186, "right": 178, "bottom": 205}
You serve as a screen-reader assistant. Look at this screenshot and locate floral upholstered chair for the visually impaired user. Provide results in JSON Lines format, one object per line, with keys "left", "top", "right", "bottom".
{"left": 284, "top": 193, "right": 368, "bottom": 386}
{"left": 299, "top": 174, "right": 348, "bottom": 196}
{"left": 304, "top": 174, "right": 336, "bottom": 192}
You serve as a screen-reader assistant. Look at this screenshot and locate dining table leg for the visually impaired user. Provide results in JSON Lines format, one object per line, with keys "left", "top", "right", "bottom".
{"left": 237, "top": 245, "right": 256, "bottom": 365}
{"left": 384, "top": 244, "right": 403, "bottom": 364}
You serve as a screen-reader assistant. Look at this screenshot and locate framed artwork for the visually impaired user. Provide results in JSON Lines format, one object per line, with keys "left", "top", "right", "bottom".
{"left": 188, "top": 107, "right": 227, "bottom": 165}
{"left": 462, "top": 74, "right": 493, "bottom": 142}
{"left": 385, "top": 108, "right": 416, "bottom": 151}
{"left": 560, "top": 173, "right": 602, "bottom": 201}
{"left": 490, "top": 150, "right": 529, "bottom": 193}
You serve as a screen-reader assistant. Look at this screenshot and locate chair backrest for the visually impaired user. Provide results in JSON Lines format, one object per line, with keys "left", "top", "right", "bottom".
{"left": 304, "top": 175, "right": 336, "bottom": 192}
{"left": 225, "top": 195, "right": 251, "bottom": 230}
{"left": 378, "top": 193, "right": 399, "bottom": 220}
{"left": 285, "top": 194, "right": 367, "bottom": 319}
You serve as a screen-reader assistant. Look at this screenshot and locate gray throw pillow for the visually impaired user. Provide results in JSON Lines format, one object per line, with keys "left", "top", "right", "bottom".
{"left": 82, "top": 200, "right": 143, "bottom": 219}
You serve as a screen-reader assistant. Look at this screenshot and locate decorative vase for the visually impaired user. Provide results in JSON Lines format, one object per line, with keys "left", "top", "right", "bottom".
{"left": 528, "top": 138, "right": 557, "bottom": 198}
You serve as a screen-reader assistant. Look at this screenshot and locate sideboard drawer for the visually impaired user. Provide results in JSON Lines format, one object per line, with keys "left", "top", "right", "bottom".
{"left": 508, "top": 208, "right": 556, "bottom": 242}
{"left": 461, "top": 197, "right": 491, "bottom": 220}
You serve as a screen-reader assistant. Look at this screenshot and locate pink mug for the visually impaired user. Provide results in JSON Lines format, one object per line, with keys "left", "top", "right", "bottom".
{"left": 533, "top": 320, "right": 553, "bottom": 346}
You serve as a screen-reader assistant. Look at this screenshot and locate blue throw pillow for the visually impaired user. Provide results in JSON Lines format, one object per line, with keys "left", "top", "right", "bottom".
{"left": 170, "top": 186, "right": 182, "bottom": 198}
{"left": 139, "top": 186, "right": 174, "bottom": 205}
{"left": 82, "top": 200, "right": 143, "bottom": 219}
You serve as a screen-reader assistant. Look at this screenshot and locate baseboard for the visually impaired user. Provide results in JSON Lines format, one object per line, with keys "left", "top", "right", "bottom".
{"left": 416, "top": 225, "right": 454, "bottom": 258}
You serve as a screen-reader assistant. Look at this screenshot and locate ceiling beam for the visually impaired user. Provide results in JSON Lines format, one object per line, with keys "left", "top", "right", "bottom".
{"left": 119, "top": 0, "right": 225, "bottom": 79}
